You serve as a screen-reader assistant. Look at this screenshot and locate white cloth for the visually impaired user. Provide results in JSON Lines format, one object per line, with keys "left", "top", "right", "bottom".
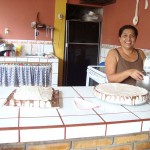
{"left": 74, "top": 98, "right": 100, "bottom": 110}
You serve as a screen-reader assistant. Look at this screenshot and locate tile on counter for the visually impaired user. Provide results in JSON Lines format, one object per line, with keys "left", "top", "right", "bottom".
{"left": 123, "top": 103, "right": 150, "bottom": 131}
{"left": 20, "top": 107, "right": 59, "bottom": 117}
{"left": 83, "top": 97, "right": 129, "bottom": 114}
{"left": 123, "top": 103, "right": 150, "bottom": 112}
{"left": 0, "top": 118, "right": 18, "bottom": 128}
{"left": 0, "top": 87, "right": 17, "bottom": 98}
{"left": 20, "top": 116, "right": 63, "bottom": 127}
{"left": 20, "top": 128, "right": 64, "bottom": 142}
{"left": 66, "top": 124, "right": 106, "bottom": 139}
{"left": 0, "top": 130, "right": 18, "bottom": 144}
{"left": 132, "top": 111, "right": 150, "bottom": 119}
{"left": 61, "top": 114, "right": 104, "bottom": 125}
{"left": 106, "top": 122, "right": 142, "bottom": 136}
{"left": 101, "top": 110, "right": 144, "bottom": 136}
{"left": 39, "top": 57, "right": 48, "bottom": 62}
{"left": 16, "top": 57, "right": 28, "bottom": 62}
{"left": 100, "top": 112, "right": 139, "bottom": 122}
{"left": 27, "top": 57, "right": 40, "bottom": 62}
{"left": 142, "top": 120, "right": 150, "bottom": 131}
{"left": 47, "top": 57, "right": 58, "bottom": 62}
{"left": 58, "top": 98, "right": 96, "bottom": 116}
{"left": 0, "top": 98, "right": 7, "bottom": 107}
{"left": 4, "top": 57, "right": 17, "bottom": 62}
{"left": 73, "top": 86, "right": 95, "bottom": 98}
{"left": 0, "top": 106, "right": 19, "bottom": 118}
{"left": 56, "top": 87, "right": 80, "bottom": 98}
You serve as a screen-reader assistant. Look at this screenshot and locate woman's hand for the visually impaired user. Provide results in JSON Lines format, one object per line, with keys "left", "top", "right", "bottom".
{"left": 129, "top": 69, "right": 144, "bottom": 81}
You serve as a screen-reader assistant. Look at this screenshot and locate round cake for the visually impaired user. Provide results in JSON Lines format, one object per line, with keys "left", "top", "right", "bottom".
{"left": 94, "top": 83, "right": 149, "bottom": 105}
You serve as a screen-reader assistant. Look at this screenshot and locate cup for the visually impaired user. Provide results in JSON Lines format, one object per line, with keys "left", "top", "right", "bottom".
{"left": 136, "top": 74, "right": 150, "bottom": 91}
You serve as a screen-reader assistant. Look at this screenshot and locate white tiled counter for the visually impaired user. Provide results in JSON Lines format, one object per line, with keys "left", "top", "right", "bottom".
{"left": 0, "top": 55, "right": 58, "bottom": 87}
{"left": 0, "top": 86, "right": 150, "bottom": 145}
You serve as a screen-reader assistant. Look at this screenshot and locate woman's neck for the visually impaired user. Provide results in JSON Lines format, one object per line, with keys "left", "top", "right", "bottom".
{"left": 121, "top": 47, "right": 135, "bottom": 55}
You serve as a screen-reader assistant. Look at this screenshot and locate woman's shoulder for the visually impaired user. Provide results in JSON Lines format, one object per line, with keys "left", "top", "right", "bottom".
{"left": 135, "top": 48, "right": 144, "bottom": 53}
{"left": 107, "top": 48, "right": 120, "bottom": 56}
{"left": 136, "top": 48, "right": 146, "bottom": 60}
{"left": 106, "top": 48, "right": 120, "bottom": 62}
{"left": 108, "top": 48, "right": 118, "bottom": 53}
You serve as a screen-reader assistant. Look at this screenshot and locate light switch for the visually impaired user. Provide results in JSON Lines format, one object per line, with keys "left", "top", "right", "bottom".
{"left": 4, "top": 28, "right": 9, "bottom": 34}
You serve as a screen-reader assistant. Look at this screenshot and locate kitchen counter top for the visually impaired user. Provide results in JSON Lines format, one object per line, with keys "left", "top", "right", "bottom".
{"left": 0, "top": 86, "right": 150, "bottom": 144}
{"left": 0, "top": 55, "right": 58, "bottom": 63}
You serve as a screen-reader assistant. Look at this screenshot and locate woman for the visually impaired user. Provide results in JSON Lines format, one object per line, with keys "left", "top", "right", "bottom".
{"left": 105, "top": 25, "right": 146, "bottom": 86}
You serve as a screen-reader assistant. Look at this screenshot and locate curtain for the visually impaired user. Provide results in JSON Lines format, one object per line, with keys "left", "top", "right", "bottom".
{"left": 0, "top": 63, "right": 51, "bottom": 87}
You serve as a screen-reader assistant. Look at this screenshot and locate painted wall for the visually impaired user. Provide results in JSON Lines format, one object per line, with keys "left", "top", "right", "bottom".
{"left": 0, "top": 0, "right": 55, "bottom": 40}
{"left": 0, "top": 0, "right": 150, "bottom": 48}
{"left": 102, "top": 0, "right": 150, "bottom": 49}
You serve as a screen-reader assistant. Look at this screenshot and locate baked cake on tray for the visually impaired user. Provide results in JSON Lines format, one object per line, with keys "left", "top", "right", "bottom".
{"left": 94, "top": 83, "right": 149, "bottom": 105}
{"left": 5, "top": 86, "right": 59, "bottom": 108}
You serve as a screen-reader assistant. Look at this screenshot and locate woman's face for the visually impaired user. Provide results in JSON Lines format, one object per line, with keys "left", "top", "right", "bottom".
{"left": 119, "top": 29, "right": 137, "bottom": 49}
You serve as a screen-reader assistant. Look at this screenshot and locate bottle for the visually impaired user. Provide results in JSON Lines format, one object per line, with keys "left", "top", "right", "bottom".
{"left": 16, "top": 45, "right": 22, "bottom": 56}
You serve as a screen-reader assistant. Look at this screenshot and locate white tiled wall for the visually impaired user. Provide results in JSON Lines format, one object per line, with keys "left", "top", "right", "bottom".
{"left": 3, "top": 39, "right": 54, "bottom": 56}
{"left": 99, "top": 44, "right": 118, "bottom": 63}
{"left": 100, "top": 44, "right": 150, "bottom": 63}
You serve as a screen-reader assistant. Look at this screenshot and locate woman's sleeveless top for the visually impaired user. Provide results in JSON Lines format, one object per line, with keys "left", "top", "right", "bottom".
{"left": 115, "top": 49, "right": 144, "bottom": 85}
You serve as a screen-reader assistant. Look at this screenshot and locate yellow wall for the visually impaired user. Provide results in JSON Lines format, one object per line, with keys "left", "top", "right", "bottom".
{"left": 54, "top": 0, "right": 67, "bottom": 86}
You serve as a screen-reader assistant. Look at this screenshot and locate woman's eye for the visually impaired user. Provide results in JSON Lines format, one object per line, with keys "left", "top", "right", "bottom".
{"left": 131, "top": 35, "right": 136, "bottom": 38}
{"left": 121, "top": 34, "right": 135, "bottom": 38}
{"left": 122, "top": 35, "right": 127, "bottom": 38}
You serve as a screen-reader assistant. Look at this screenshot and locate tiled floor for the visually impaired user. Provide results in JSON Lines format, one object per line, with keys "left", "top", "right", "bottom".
{"left": 0, "top": 86, "right": 150, "bottom": 143}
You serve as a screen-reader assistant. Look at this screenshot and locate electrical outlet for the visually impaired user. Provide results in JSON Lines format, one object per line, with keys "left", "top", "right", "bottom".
{"left": 58, "top": 13, "right": 63, "bottom": 20}
{"left": 4, "top": 28, "right": 9, "bottom": 34}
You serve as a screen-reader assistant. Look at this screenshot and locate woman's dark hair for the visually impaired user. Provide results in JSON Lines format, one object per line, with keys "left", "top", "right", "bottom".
{"left": 118, "top": 25, "right": 138, "bottom": 38}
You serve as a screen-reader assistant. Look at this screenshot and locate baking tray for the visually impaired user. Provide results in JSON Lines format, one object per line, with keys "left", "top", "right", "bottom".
{"left": 4, "top": 89, "right": 60, "bottom": 108}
